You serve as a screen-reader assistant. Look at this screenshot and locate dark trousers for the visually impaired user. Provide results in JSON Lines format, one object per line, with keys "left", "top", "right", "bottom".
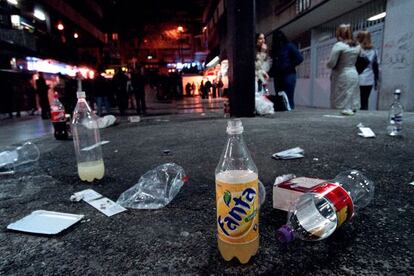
{"left": 39, "top": 92, "right": 50, "bottom": 119}
{"left": 273, "top": 73, "right": 297, "bottom": 109}
{"left": 360, "top": 85, "right": 372, "bottom": 110}
{"left": 116, "top": 91, "right": 128, "bottom": 115}
{"left": 134, "top": 90, "right": 146, "bottom": 114}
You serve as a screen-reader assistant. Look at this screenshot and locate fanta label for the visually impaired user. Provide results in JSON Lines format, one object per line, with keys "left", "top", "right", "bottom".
{"left": 216, "top": 179, "right": 259, "bottom": 244}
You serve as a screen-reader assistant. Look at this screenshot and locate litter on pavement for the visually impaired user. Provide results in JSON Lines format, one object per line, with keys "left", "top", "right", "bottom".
{"left": 7, "top": 210, "right": 84, "bottom": 235}
{"left": 358, "top": 127, "right": 376, "bottom": 138}
{"left": 71, "top": 189, "right": 127, "bottom": 217}
{"left": 272, "top": 147, "right": 304, "bottom": 160}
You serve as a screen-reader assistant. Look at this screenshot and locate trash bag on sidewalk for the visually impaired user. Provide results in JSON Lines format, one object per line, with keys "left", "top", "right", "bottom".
{"left": 116, "top": 163, "right": 187, "bottom": 209}
{"left": 255, "top": 93, "right": 274, "bottom": 115}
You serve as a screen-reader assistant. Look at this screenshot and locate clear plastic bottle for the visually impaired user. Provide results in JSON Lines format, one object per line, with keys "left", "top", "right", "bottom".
{"left": 72, "top": 91, "right": 105, "bottom": 182}
{"left": 277, "top": 170, "right": 374, "bottom": 243}
{"left": 387, "top": 89, "right": 404, "bottom": 136}
{"left": 215, "top": 119, "right": 259, "bottom": 264}
{"left": 50, "top": 92, "right": 68, "bottom": 140}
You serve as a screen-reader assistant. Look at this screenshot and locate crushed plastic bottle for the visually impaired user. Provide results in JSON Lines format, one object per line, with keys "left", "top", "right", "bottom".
{"left": 0, "top": 142, "right": 40, "bottom": 175}
{"left": 277, "top": 170, "right": 374, "bottom": 243}
{"left": 387, "top": 89, "right": 404, "bottom": 136}
{"left": 116, "top": 163, "right": 187, "bottom": 209}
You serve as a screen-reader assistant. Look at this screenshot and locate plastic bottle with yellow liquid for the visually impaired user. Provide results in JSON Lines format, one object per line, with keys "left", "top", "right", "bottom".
{"left": 215, "top": 119, "right": 259, "bottom": 264}
{"left": 72, "top": 91, "right": 105, "bottom": 182}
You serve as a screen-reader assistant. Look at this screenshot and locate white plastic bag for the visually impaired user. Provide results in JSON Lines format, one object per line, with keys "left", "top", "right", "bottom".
{"left": 255, "top": 93, "right": 275, "bottom": 115}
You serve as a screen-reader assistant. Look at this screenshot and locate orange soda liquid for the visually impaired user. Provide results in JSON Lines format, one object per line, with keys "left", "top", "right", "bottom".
{"left": 215, "top": 170, "right": 259, "bottom": 264}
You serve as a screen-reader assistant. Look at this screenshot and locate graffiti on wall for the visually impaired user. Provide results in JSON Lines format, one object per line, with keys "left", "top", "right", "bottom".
{"left": 382, "top": 32, "right": 413, "bottom": 70}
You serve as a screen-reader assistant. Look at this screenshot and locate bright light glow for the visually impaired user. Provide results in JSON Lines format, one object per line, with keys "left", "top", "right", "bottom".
{"left": 78, "top": 68, "right": 89, "bottom": 78}
{"left": 73, "top": 33, "right": 79, "bottom": 39}
{"left": 147, "top": 55, "right": 153, "bottom": 60}
{"left": 368, "top": 12, "right": 386, "bottom": 21}
{"left": 105, "top": 69, "right": 115, "bottom": 75}
{"left": 177, "top": 26, "right": 184, "bottom": 32}
{"left": 88, "top": 71, "right": 95, "bottom": 79}
{"left": 7, "top": 0, "right": 18, "bottom": 5}
{"left": 57, "top": 23, "right": 64, "bottom": 31}
{"left": 206, "top": 56, "right": 220, "bottom": 68}
{"left": 203, "top": 26, "right": 207, "bottom": 32}
{"left": 34, "top": 9, "right": 46, "bottom": 21}
{"left": 10, "top": 57, "right": 17, "bottom": 69}
{"left": 25, "top": 56, "right": 93, "bottom": 77}
{"left": 11, "top": 15, "right": 20, "bottom": 27}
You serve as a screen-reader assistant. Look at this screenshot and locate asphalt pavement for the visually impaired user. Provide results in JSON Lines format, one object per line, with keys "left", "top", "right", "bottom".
{"left": 0, "top": 108, "right": 413, "bottom": 275}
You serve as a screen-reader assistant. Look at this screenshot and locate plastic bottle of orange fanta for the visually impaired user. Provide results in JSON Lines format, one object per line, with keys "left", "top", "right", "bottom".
{"left": 215, "top": 119, "right": 259, "bottom": 264}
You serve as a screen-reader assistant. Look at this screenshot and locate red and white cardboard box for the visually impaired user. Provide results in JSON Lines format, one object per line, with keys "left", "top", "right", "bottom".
{"left": 273, "top": 177, "right": 328, "bottom": 211}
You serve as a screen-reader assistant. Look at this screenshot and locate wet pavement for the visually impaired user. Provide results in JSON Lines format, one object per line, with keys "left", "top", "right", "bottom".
{"left": 0, "top": 96, "right": 226, "bottom": 147}
{"left": 0, "top": 108, "right": 413, "bottom": 275}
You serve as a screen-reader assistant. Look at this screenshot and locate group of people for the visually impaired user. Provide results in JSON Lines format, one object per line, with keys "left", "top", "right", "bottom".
{"left": 255, "top": 30, "right": 304, "bottom": 113}
{"left": 327, "top": 24, "right": 379, "bottom": 115}
{"left": 255, "top": 24, "right": 379, "bottom": 115}
{"left": 55, "top": 68, "right": 147, "bottom": 118}
{"left": 185, "top": 79, "right": 224, "bottom": 99}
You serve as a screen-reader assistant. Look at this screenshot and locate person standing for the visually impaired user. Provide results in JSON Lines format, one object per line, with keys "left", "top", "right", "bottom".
{"left": 94, "top": 72, "right": 111, "bottom": 116}
{"left": 131, "top": 67, "right": 146, "bottom": 115}
{"left": 112, "top": 69, "right": 129, "bottom": 115}
{"left": 327, "top": 24, "right": 361, "bottom": 116}
{"left": 356, "top": 31, "right": 379, "bottom": 110}
{"left": 255, "top": 33, "right": 271, "bottom": 94}
{"left": 36, "top": 72, "right": 50, "bottom": 119}
{"left": 204, "top": 79, "right": 212, "bottom": 98}
{"left": 270, "top": 30, "right": 303, "bottom": 110}
{"left": 185, "top": 82, "right": 192, "bottom": 96}
{"left": 200, "top": 80, "right": 206, "bottom": 99}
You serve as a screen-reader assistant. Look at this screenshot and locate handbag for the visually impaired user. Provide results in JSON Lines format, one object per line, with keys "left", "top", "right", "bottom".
{"left": 355, "top": 55, "right": 370, "bottom": 74}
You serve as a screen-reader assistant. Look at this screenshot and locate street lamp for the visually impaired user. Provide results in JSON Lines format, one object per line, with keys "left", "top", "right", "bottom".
{"left": 57, "top": 23, "right": 64, "bottom": 31}
{"left": 177, "top": 26, "right": 184, "bottom": 63}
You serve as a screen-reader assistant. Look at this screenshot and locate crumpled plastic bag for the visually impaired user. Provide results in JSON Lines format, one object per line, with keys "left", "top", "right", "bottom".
{"left": 255, "top": 93, "right": 274, "bottom": 115}
{"left": 97, "top": 115, "right": 117, "bottom": 128}
{"left": 116, "top": 163, "right": 187, "bottom": 209}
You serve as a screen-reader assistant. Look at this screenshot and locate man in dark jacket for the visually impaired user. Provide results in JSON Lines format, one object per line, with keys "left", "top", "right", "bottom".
{"left": 94, "top": 73, "right": 111, "bottom": 116}
{"left": 131, "top": 67, "right": 146, "bottom": 115}
{"left": 112, "top": 69, "right": 129, "bottom": 115}
{"left": 36, "top": 72, "right": 50, "bottom": 119}
{"left": 270, "top": 30, "right": 303, "bottom": 110}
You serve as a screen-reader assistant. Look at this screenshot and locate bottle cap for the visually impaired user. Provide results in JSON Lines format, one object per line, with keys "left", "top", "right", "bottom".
{"left": 77, "top": 91, "right": 86, "bottom": 98}
{"left": 276, "top": 225, "right": 295, "bottom": 243}
{"left": 226, "top": 119, "right": 243, "bottom": 134}
{"left": 394, "top": 89, "right": 401, "bottom": 94}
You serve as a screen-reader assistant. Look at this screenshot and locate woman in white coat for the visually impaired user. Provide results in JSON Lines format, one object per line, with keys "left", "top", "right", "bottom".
{"left": 327, "top": 24, "right": 361, "bottom": 116}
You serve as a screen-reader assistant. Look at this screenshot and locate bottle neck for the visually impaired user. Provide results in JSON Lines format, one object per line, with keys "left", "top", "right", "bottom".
{"left": 227, "top": 132, "right": 243, "bottom": 138}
